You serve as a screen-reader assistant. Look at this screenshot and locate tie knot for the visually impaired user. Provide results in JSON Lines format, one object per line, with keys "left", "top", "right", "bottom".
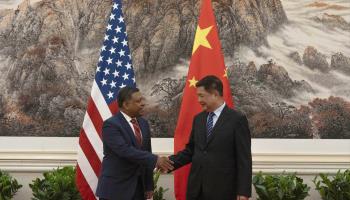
{"left": 208, "top": 112, "right": 215, "bottom": 118}
{"left": 130, "top": 118, "right": 137, "bottom": 124}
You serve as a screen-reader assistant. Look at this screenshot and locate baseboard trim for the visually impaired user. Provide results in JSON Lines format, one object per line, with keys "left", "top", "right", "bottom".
{"left": 0, "top": 137, "right": 349, "bottom": 174}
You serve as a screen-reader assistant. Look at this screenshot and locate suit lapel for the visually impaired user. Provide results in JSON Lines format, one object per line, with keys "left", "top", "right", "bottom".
{"left": 199, "top": 113, "right": 208, "bottom": 149}
{"left": 206, "top": 106, "right": 230, "bottom": 147}
{"left": 117, "top": 112, "right": 138, "bottom": 147}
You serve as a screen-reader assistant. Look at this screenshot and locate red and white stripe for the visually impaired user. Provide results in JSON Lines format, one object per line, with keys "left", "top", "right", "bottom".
{"left": 76, "top": 80, "right": 116, "bottom": 200}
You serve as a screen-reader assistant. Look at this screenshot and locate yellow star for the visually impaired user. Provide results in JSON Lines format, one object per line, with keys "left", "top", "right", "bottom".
{"left": 192, "top": 25, "right": 213, "bottom": 54}
{"left": 223, "top": 68, "right": 228, "bottom": 78}
{"left": 188, "top": 76, "right": 198, "bottom": 88}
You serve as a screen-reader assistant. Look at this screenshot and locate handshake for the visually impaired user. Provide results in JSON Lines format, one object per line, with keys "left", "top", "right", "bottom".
{"left": 155, "top": 156, "right": 174, "bottom": 173}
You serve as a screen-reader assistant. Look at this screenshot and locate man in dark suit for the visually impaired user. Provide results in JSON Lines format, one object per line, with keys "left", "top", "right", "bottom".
{"left": 96, "top": 87, "right": 173, "bottom": 200}
{"left": 169, "top": 75, "right": 252, "bottom": 200}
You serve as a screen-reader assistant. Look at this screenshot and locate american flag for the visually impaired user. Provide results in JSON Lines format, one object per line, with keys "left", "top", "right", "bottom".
{"left": 76, "top": 0, "right": 135, "bottom": 199}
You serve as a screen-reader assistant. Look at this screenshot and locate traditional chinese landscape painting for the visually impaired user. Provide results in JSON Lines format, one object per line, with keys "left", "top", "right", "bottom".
{"left": 0, "top": 0, "right": 349, "bottom": 138}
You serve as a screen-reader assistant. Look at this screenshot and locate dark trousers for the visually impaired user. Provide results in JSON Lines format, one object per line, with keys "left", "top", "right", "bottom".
{"left": 100, "top": 176, "right": 144, "bottom": 200}
{"left": 133, "top": 176, "right": 145, "bottom": 200}
{"left": 187, "top": 184, "right": 205, "bottom": 200}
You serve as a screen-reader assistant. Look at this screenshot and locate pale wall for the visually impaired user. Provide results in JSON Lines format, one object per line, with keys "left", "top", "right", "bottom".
{"left": 0, "top": 138, "right": 349, "bottom": 200}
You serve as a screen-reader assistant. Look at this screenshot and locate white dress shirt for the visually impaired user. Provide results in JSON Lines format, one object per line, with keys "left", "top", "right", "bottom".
{"left": 120, "top": 111, "right": 142, "bottom": 139}
{"left": 208, "top": 102, "right": 226, "bottom": 127}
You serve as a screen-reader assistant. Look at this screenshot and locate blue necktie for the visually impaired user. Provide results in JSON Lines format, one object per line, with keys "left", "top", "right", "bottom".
{"left": 207, "top": 112, "right": 215, "bottom": 137}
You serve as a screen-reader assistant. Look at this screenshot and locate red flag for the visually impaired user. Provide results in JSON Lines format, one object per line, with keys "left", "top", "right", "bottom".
{"left": 173, "top": 0, "right": 234, "bottom": 199}
{"left": 76, "top": 0, "right": 136, "bottom": 199}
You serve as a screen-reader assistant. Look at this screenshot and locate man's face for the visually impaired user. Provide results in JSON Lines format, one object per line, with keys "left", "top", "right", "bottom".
{"left": 196, "top": 86, "right": 219, "bottom": 112}
{"left": 124, "top": 91, "right": 146, "bottom": 117}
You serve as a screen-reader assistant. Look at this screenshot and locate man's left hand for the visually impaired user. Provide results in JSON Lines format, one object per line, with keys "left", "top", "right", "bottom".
{"left": 145, "top": 191, "right": 154, "bottom": 199}
{"left": 236, "top": 196, "right": 249, "bottom": 200}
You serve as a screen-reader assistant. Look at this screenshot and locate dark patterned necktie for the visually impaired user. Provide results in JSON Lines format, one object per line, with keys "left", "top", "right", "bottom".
{"left": 207, "top": 112, "right": 215, "bottom": 137}
{"left": 130, "top": 118, "right": 142, "bottom": 146}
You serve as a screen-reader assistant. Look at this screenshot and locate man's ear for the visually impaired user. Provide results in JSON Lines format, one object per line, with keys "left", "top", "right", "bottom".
{"left": 213, "top": 90, "right": 220, "bottom": 97}
{"left": 123, "top": 101, "right": 129, "bottom": 110}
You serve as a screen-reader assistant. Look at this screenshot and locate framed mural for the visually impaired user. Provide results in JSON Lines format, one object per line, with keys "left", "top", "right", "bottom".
{"left": 0, "top": 0, "right": 349, "bottom": 139}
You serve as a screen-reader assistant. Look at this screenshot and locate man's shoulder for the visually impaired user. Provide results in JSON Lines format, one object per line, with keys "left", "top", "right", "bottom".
{"left": 225, "top": 107, "right": 247, "bottom": 120}
{"left": 137, "top": 117, "right": 150, "bottom": 128}
{"left": 104, "top": 112, "right": 122, "bottom": 125}
{"left": 194, "top": 111, "right": 207, "bottom": 119}
{"left": 137, "top": 116, "right": 148, "bottom": 123}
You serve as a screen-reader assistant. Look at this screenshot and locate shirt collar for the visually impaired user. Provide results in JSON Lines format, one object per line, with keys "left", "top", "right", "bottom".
{"left": 120, "top": 111, "right": 133, "bottom": 122}
{"left": 212, "top": 102, "right": 226, "bottom": 117}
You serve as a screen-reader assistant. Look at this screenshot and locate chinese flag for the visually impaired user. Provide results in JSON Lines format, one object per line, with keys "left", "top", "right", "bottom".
{"left": 173, "top": 0, "right": 234, "bottom": 199}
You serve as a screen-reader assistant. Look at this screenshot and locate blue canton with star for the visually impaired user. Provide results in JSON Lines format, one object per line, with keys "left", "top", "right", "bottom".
{"left": 95, "top": 0, "right": 136, "bottom": 105}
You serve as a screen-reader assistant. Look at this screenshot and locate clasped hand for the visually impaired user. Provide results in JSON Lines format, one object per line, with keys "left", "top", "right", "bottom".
{"left": 156, "top": 156, "right": 174, "bottom": 173}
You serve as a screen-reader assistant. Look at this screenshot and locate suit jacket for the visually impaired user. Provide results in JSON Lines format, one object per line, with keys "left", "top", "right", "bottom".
{"left": 169, "top": 106, "right": 252, "bottom": 200}
{"left": 96, "top": 112, "right": 157, "bottom": 200}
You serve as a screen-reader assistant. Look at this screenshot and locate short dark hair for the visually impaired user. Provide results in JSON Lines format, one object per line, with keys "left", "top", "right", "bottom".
{"left": 196, "top": 75, "right": 223, "bottom": 96}
{"left": 117, "top": 86, "right": 140, "bottom": 108}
